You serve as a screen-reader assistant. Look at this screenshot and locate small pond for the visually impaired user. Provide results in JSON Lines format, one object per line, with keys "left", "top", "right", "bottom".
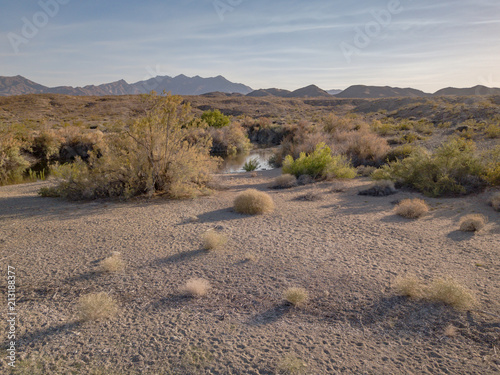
{"left": 221, "top": 147, "right": 277, "bottom": 173}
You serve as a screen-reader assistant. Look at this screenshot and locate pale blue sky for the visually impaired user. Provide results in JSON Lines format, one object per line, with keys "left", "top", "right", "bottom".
{"left": 1, "top": 0, "right": 499, "bottom": 92}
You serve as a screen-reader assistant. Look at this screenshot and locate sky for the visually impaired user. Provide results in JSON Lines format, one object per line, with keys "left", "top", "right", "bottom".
{"left": 0, "top": 0, "right": 499, "bottom": 93}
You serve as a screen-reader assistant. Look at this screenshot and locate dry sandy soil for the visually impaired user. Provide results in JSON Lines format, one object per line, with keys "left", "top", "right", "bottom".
{"left": 0, "top": 170, "right": 499, "bottom": 374}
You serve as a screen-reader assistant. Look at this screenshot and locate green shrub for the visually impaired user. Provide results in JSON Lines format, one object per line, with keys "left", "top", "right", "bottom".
{"left": 243, "top": 157, "right": 260, "bottom": 172}
{"left": 386, "top": 144, "right": 415, "bottom": 162}
{"left": 484, "top": 124, "right": 500, "bottom": 138}
{"left": 482, "top": 145, "right": 500, "bottom": 186}
{"left": 282, "top": 142, "right": 356, "bottom": 180}
{"left": 201, "top": 109, "right": 230, "bottom": 128}
{"left": 373, "top": 137, "right": 488, "bottom": 197}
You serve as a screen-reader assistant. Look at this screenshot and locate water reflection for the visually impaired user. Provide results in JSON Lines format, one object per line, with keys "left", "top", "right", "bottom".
{"left": 221, "top": 148, "right": 276, "bottom": 173}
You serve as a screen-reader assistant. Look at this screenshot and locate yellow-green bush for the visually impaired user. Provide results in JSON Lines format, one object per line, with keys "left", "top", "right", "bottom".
{"left": 201, "top": 109, "right": 230, "bottom": 128}
{"left": 282, "top": 142, "right": 357, "bottom": 180}
{"left": 373, "top": 137, "right": 489, "bottom": 197}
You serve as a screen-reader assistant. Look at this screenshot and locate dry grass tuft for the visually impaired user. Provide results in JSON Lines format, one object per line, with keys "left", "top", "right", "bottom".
{"left": 459, "top": 214, "right": 487, "bottom": 232}
{"left": 427, "top": 278, "right": 476, "bottom": 310}
{"left": 187, "top": 215, "right": 199, "bottom": 223}
{"left": 284, "top": 287, "right": 308, "bottom": 307}
{"left": 394, "top": 275, "right": 426, "bottom": 299}
{"left": 270, "top": 174, "right": 298, "bottom": 189}
{"left": 182, "top": 278, "right": 210, "bottom": 297}
{"left": 79, "top": 292, "right": 118, "bottom": 321}
{"left": 394, "top": 198, "right": 429, "bottom": 219}
{"left": 276, "top": 355, "right": 307, "bottom": 375}
{"left": 395, "top": 275, "right": 476, "bottom": 310}
{"left": 100, "top": 252, "right": 125, "bottom": 273}
{"left": 201, "top": 230, "right": 228, "bottom": 250}
{"left": 243, "top": 252, "right": 257, "bottom": 262}
{"left": 489, "top": 192, "right": 500, "bottom": 211}
{"left": 444, "top": 324, "right": 458, "bottom": 337}
{"left": 234, "top": 189, "right": 275, "bottom": 215}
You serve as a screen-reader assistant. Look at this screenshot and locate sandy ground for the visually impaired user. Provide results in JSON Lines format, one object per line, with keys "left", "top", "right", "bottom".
{"left": 0, "top": 170, "right": 499, "bottom": 374}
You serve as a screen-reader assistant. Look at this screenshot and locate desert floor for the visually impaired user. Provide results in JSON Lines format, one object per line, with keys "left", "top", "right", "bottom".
{"left": 1, "top": 170, "right": 499, "bottom": 374}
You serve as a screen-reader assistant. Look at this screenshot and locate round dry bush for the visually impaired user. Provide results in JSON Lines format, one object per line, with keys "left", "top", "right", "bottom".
{"left": 489, "top": 192, "right": 500, "bottom": 211}
{"left": 358, "top": 180, "right": 397, "bottom": 197}
{"left": 284, "top": 287, "right": 308, "bottom": 307}
{"left": 394, "top": 198, "right": 429, "bottom": 219}
{"left": 459, "top": 214, "right": 487, "bottom": 232}
{"left": 79, "top": 292, "right": 118, "bottom": 321}
{"left": 100, "top": 252, "right": 125, "bottom": 272}
{"left": 201, "top": 231, "right": 228, "bottom": 250}
{"left": 270, "top": 174, "right": 297, "bottom": 189}
{"left": 182, "top": 278, "right": 210, "bottom": 297}
{"left": 234, "top": 189, "right": 275, "bottom": 215}
{"left": 427, "top": 278, "right": 476, "bottom": 310}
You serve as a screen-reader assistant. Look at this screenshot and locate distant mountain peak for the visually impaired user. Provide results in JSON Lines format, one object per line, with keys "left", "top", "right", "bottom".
{"left": 0, "top": 74, "right": 253, "bottom": 96}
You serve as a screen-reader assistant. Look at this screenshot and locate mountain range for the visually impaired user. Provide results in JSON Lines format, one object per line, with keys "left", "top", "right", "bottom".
{"left": 1, "top": 75, "right": 499, "bottom": 98}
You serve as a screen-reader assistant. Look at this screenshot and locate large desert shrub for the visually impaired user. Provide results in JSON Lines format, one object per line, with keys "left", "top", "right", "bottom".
{"left": 282, "top": 142, "right": 356, "bottom": 180}
{"left": 234, "top": 189, "right": 275, "bottom": 215}
{"left": 40, "top": 93, "right": 219, "bottom": 199}
{"left": 373, "top": 137, "right": 488, "bottom": 197}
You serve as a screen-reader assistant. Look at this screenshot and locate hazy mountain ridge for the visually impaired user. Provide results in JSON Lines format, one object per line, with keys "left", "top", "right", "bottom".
{"left": 0, "top": 75, "right": 253, "bottom": 96}
{"left": 335, "top": 85, "right": 430, "bottom": 98}
{"left": 1, "top": 75, "right": 499, "bottom": 98}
